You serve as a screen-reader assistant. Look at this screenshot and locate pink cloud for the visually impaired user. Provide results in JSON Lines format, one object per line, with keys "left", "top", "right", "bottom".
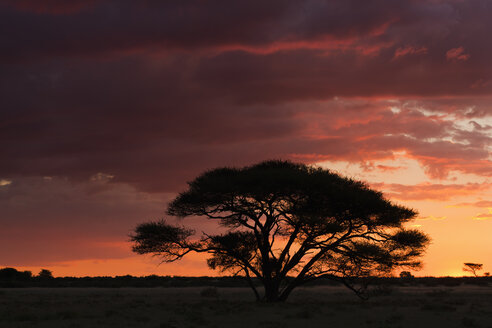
{"left": 375, "top": 164, "right": 406, "bottom": 172}
{"left": 446, "top": 47, "right": 470, "bottom": 61}
{"left": 393, "top": 45, "right": 428, "bottom": 59}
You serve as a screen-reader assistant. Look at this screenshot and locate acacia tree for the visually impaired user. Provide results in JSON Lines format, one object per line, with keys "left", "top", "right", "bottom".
{"left": 463, "top": 263, "right": 483, "bottom": 277}
{"left": 132, "top": 160, "right": 429, "bottom": 302}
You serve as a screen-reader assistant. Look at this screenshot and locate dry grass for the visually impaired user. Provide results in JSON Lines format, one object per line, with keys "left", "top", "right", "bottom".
{"left": 0, "top": 285, "right": 491, "bottom": 327}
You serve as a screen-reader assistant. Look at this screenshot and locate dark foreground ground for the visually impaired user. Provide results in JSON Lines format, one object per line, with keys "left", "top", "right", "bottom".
{"left": 1, "top": 285, "right": 491, "bottom": 328}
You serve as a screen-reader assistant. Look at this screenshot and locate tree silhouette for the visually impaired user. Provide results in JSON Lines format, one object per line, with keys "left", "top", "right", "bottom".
{"left": 399, "top": 271, "right": 414, "bottom": 279}
{"left": 132, "top": 160, "right": 429, "bottom": 302}
{"left": 0, "top": 267, "right": 32, "bottom": 281}
{"left": 463, "top": 263, "right": 483, "bottom": 277}
{"left": 38, "top": 269, "right": 53, "bottom": 279}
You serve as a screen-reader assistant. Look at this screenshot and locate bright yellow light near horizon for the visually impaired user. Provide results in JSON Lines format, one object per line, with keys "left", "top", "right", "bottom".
{"left": 0, "top": 179, "right": 12, "bottom": 186}
{"left": 472, "top": 208, "right": 492, "bottom": 220}
{"left": 441, "top": 270, "right": 469, "bottom": 278}
{"left": 418, "top": 215, "right": 446, "bottom": 221}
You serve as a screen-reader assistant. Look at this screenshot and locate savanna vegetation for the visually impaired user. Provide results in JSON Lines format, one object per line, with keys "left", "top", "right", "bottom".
{"left": 1, "top": 267, "right": 491, "bottom": 289}
{"left": 1, "top": 285, "right": 492, "bottom": 328}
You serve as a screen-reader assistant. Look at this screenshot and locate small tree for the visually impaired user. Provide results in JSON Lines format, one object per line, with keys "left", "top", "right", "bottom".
{"left": 399, "top": 271, "right": 414, "bottom": 279}
{"left": 132, "top": 160, "right": 429, "bottom": 302}
{"left": 38, "top": 269, "right": 53, "bottom": 279}
{"left": 463, "top": 263, "right": 483, "bottom": 277}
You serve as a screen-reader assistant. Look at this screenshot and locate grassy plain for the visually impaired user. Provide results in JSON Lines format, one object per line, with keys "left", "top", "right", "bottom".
{"left": 1, "top": 285, "right": 491, "bottom": 328}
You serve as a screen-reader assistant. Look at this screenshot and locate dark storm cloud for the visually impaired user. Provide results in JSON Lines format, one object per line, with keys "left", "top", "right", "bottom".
{"left": 0, "top": 0, "right": 405, "bottom": 60}
{"left": 0, "top": 176, "right": 169, "bottom": 264}
{"left": 1, "top": 0, "right": 491, "bottom": 192}
{"left": 0, "top": 0, "right": 100, "bottom": 15}
{"left": 0, "top": 0, "right": 489, "bottom": 69}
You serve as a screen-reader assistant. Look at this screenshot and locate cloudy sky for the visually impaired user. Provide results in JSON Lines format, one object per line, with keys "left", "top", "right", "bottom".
{"left": 1, "top": 0, "right": 491, "bottom": 277}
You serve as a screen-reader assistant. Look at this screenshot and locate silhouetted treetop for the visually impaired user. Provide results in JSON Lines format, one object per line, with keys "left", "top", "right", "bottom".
{"left": 38, "top": 269, "right": 54, "bottom": 279}
{"left": 169, "top": 160, "right": 415, "bottom": 225}
{"left": 0, "top": 267, "right": 32, "bottom": 281}
{"left": 132, "top": 160, "right": 429, "bottom": 302}
{"left": 463, "top": 263, "right": 483, "bottom": 277}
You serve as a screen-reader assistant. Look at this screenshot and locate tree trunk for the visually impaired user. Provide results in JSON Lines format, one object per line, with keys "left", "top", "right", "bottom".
{"left": 243, "top": 269, "right": 261, "bottom": 301}
{"left": 278, "top": 281, "right": 297, "bottom": 302}
{"left": 263, "top": 281, "right": 281, "bottom": 302}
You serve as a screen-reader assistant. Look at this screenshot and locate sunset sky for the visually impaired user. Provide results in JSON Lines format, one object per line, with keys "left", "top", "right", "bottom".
{"left": 1, "top": 0, "right": 492, "bottom": 278}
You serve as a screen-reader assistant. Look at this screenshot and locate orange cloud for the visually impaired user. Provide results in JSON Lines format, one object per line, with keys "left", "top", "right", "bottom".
{"left": 454, "top": 200, "right": 492, "bottom": 208}
{"left": 371, "top": 182, "right": 492, "bottom": 201}
{"left": 472, "top": 209, "right": 492, "bottom": 220}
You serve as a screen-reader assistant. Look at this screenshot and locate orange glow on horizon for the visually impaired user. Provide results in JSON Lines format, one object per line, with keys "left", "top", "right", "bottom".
{"left": 7, "top": 157, "right": 492, "bottom": 278}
